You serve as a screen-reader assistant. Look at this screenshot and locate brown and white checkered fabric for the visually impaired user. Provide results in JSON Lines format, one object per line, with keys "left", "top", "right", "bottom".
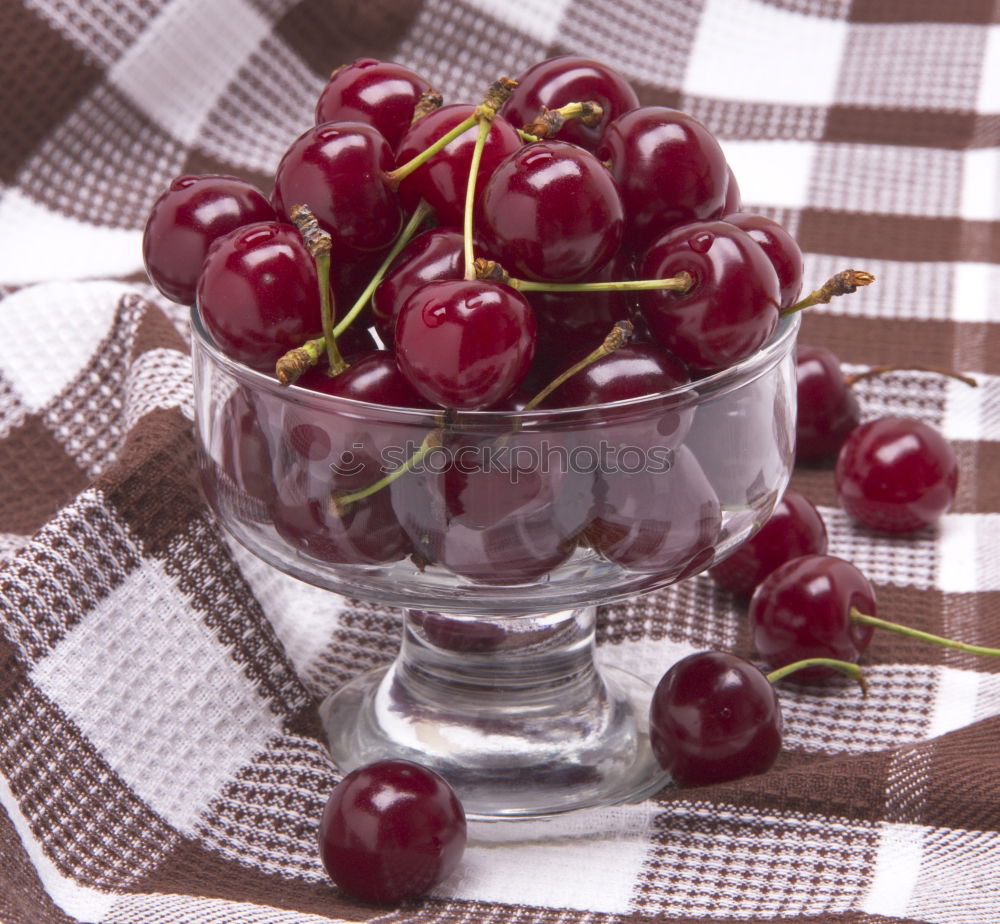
{"left": 1, "top": 0, "right": 999, "bottom": 921}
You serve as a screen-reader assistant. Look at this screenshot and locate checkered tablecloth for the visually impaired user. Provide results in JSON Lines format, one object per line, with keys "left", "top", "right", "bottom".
{"left": 1, "top": 1, "right": 998, "bottom": 922}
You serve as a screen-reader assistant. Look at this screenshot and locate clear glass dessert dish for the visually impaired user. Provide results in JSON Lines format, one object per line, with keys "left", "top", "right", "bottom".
{"left": 191, "top": 306, "right": 800, "bottom": 818}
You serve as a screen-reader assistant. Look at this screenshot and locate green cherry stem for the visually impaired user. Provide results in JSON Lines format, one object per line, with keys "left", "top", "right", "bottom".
{"left": 276, "top": 201, "right": 433, "bottom": 385}
{"left": 850, "top": 607, "right": 1000, "bottom": 658}
{"left": 766, "top": 658, "right": 868, "bottom": 696}
{"left": 522, "top": 100, "right": 604, "bottom": 139}
{"left": 290, "top": 203, "right": 346, "bottom": 376}
{"left": 386, "top": 77, "right": 517, "bottom": 189}
{"left": 332, "top": 430, "right": 441, "bottom": 514}
{"left": 464, "top": 116, "right": 492, "bottom": 281}
{"left": 780, "top": 269, "right": 876, "bottom": 317}
{"left": 473, "top": 258, "right": 693, "bottom": 295}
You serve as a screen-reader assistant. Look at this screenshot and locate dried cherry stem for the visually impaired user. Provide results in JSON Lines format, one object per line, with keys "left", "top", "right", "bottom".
{"left": 766, "top": 658, "right": 868, "bottom": 696}
{"left": 781, "top": 270, "right": 876, "bottom": 317}
{"left": 521, "top": 320, "right": 633, "bottom": 412}
{"left": 290, "top": 204, "right": 346, "bottom": 376}
{"left": 473, "top": 258, "right": 694, "bottom": 295}
{"left": 850, "top": 607, "right": 1000, "bottom": 658}
{"left": 276, "top": 201, "right": 433, "bottom": 385}
{"left": 332, "top": 430, "right": 442, "bottom": 514}
{"left": 412, "top": 87, "right": 444, "bottom": 122}
{"left": 844, "top": 365, "right": 978, "bottom": 389}
{"left": 386, "top": 77, "right": 517, "bottom": 189}
{"left": 463, "top": 115, "right": 493, "bottom": 280}
{"left": 522, "top": 100, "right": 604, "bottom": 139}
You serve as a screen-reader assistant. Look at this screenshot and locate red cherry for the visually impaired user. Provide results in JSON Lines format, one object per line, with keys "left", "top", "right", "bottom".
{"left": 650, "top": 651, "right": 783, "bottom": 786}
{"left": 143, "top": 174, "right": 276, "bottom": 304}
{"left": 500, "top": 55, "right": 639, "bottom": 152}
{"left": 272, "top": 121, "right": 401, "bottom": 253}
{"left": 723, "top": 212, "right": 803, "bottom": 311}
{"left": 394, "top": 104, "right": 521, "bottom": 225}
{"left": 638, "top": 221, "right": 780, "bottom": 374}
{"left": 709, "top": 488, "right": 828, "bottom": 598}
{"left": 477, "top": 140, "right": 624, "bottom": 282}
{"left": 835, "top": 418, "right": 958, "bottom": 532}
{"left": 598, "top": 107, "right": 728, "bottom": 252}
{"left": 315, "top": 58, "right": 431, "bottom": 150}
{"left": 318, "top": 759, "right": 466, "bottom": 905}
{"left": 722, "top": 165, "right": 742, "bottom": 214}
{"left": 197, "top": 221, "right": 320, "bottom": 369}
{"left": 795, "top": 345, "right": 861, "bottom": 463}
{"left": 394, "top": 279, "right": 536, "bottom": 409}
{"left": 296, "top": 350, "right": 433, "bottom": 409}
{"left": 748, "top": 554, "right": 876, "bottom": 678}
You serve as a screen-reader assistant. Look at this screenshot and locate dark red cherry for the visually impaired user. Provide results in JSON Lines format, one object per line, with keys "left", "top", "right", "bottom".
{"left": 372, "top": 227, "right": 464, "bottom": 343}
{"left": 218, "top": 386, "right": 274, "bottom": 506}
{"left": 598, "top": 107, "right": 728, "bottom": 252}
{"left": 197, "top": 221, "right": 320, "bottom": 369}
{"left": 748, "top": 554, "right": 876, "bottom": 678}
{"left": 638, "top": 221, "right": 780, "bottom": 374}
{"left": 723, "top": 165, "right": 742, "bottom": 214}
{"left": 318, "top": 759, "right": 466, "bottom": 905}
{"left": 500, "top": 55, "right": 639, "bottom": 152}
{"left": 795, "top": 345, "right": 861, "bottom": 463}
{"left": 723, "top": 213, "right": 803, "bottom": 311}
{"left": 586, "top": 445, "right": 721, "bottom": 576}
{"left": 709, "top": 488, "right": 828, "bottom": 598}
{"left": 143, "top": 174, "right": 276, "bottom": 304}
{"left": 315, "top": 58, "right": 431, "bottom": 151}
{"left": 649, "top": 651, "right": 783, "bottom": 785}
{"left": 835, "top": 418, "right": 958, "bottom": 533}
{"left": 477, "top": 141, "right": 624, "bottom": 282}
{"left": 394, "top": 279, "right": 536, "bottom": 409}
{"left": 272, "top": 121, "right": 401, "bottom": 253}
{"left": 296, "top": 350, "right": 433, "bottom": 409}
{"left": 394, "top": 104, "right": 521, "bottom": 225}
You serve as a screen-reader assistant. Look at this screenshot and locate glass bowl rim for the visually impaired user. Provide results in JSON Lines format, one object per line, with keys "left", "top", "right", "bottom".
{"left": 190, "top": 304, "right": 800, "bottom": 422}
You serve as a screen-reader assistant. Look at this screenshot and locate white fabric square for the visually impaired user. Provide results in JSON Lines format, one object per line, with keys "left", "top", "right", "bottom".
{"left": 445, "top": 803, "right": 656, "bottom": 913}
{"left": 938, "top": 513, "right": 1000, "bottom": 594}
{"left": 684, "top": 0, "right": 847, "bottom": 106}
{"left": 961, "top": 149, "right": 1000, "bottom": 221}
{"left": 951, "top": 263, "right": 997, "bottom": 323}
{"left": 862, "top": 822, "right": 925, "bottom": 918}
{"left": 110, "top": 0, "right": 272, "bottom": 147}
{"left": 30, "top": 558, "right": 284, "bottom": 835}
{"left": 0, "top": 192, "right": 143, "bottom": 285}
{"left": 0, "top": 280, "right": 129, "bottom": 412}
{"left": 462, "top": 0, "right": 572, "bottom": 46}
{"left": 978, "top": 25, "right": 1000, "bottom": 113}
{"left": 718, "top": 140, "right": 815, "bottom": 209}
{"left": 943, "top": 371, "right": 1000, "bottom": 441}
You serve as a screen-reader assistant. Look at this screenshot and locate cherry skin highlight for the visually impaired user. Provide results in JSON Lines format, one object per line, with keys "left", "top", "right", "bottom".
{"left": 835, "top": 417, "right": 958, "bottom": 532}
{"left": 315, "top": 58, "right": 431, "bottom": 150}
{"left": 748, "top": 554, "right": 876, "bottom": 678}
{"left": 394, "top": 279, "right": 537, "bottom": 409}
{"left": 709, "top": 488, "right": 828, "bottom": 598}
{"left": 649, "top": 651, "right": 783, "bottom": 785}
{"left": 143, "top": 174, "right": 276, "bottom": 304}
{"left": 318, "top": 759, "right": 466, "bottom": 905}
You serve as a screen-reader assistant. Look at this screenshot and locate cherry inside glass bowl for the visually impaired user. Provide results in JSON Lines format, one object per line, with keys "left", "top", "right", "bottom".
{"left": 191, "top": 305, "right": 799, "bottom": 817}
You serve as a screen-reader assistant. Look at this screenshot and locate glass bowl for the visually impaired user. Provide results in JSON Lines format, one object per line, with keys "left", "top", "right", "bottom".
{"left": 191, "top": 306, "right": 799, "bottom": 817}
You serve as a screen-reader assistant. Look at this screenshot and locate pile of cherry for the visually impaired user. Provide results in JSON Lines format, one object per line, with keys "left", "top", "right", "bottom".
{"left": 141, "top": 54, "right": 987, "bottom": 906}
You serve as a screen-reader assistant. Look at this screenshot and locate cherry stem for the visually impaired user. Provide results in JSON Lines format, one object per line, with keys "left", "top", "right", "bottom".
{"left": 521, "top": 320, "right": 634, "bottom": 412}
{"left": 386, "top": 77, "right": 516, "bottom": 189}
{"left": 473, "top": 258, "right": 694, "bottom": 295}
{"left": 276, "top": 201, "right": 433, "bottom": 386}
{"left": 412, "top": 88, "right": 443, "bottom": 122}
{"left": 517, "top": 128, "right": 541, "bottom": 143}
{"left": 780, "top": 269, "right": 876, "bottom": 317}
{"left": 290, "top": 204, "right": 346, "bottom": 376}
{"left": 464, "top": 116, "right": 492, "bottom": 281}
{"left": 332, "top": 430, "right": 441, "bottom": 514}
{"left": 850, "top": 607, "right": 1000, "bottom": 658}
{"left": 766, "top": 658, "right": 868, "bottom": 697}
{"left": 844, "top": 365, "right": 978, "bottom": 389}
{"left": 522, "top": 100, "right": 604, "bottom": 139}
